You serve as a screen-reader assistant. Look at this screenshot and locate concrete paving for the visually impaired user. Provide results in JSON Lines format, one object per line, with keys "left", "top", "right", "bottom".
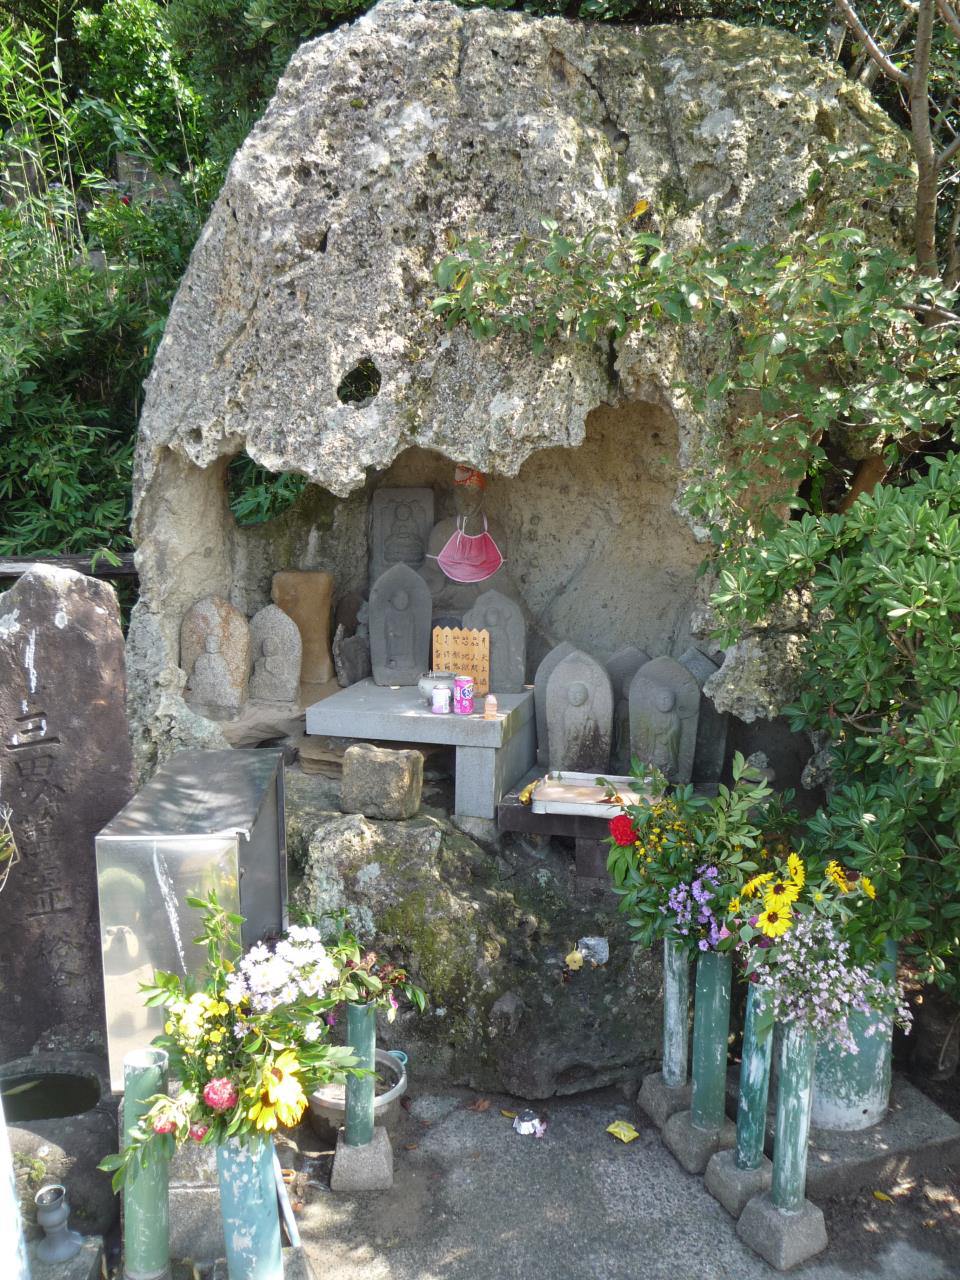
{"left": 288, "top": 1084, "right": 960, "bottom": 1280}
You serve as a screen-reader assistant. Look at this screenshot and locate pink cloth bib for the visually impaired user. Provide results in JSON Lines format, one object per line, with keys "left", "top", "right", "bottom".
{"left": 429, "top": 515, "right": 504, "bottom": 584}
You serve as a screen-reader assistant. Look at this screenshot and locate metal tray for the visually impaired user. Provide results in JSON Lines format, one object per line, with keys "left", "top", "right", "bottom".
{"left": 531, "top": 771, "right": 650, "bottom": 817}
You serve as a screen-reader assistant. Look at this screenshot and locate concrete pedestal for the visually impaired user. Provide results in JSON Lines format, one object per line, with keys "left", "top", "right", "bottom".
{"left": 330, "top": 1126, "right": 394, "bottom": 1192}
{"left": 737, "top": 1192, "right": 828, "bottom": 1270}
{"left": 637, "top": 1072, "right": 692, "bottom": 1130}
{"left": 663, "top": 1109, "right": 735, "bottom": 1174}
{"left": 306, "top": 680, "right": 535, "bottom": 819}
{"left": 705, "top": 1148, "right": 773, "bottom": 1217}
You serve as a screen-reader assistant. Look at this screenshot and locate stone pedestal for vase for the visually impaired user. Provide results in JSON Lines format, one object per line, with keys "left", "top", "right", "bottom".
{"left": 738, "top": 1023, "right": 828, "bottom": 1271}
{"left": 638, "top": 938, "right": 692, "bottom": 1128}
{"left": 663, "top": 951, "right": 735, "bottom": 1172}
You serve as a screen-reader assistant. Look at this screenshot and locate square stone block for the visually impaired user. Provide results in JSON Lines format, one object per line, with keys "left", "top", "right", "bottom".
{"left": 663, "top": 1109, "right": 735, "bottom": 1174}
{"left": 737, "top": 1191, "right": 828, "bottom": 1270}
{"left": 341, "top": 742, "right": 423, "bottom": 820}
{"left": 28, "top": 1236, "right": 103, "bottom": 1280}
{"left": 637, "top": 1072, "right": 692, "bottom": 1130}
{"left": 330, "top": 1125, "right": 394, "bottom": 1191}
{"left": 704, "top": 1147, "right": 773, "bottom": 1217}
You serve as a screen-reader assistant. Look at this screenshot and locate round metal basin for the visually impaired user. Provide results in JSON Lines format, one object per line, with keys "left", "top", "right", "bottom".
{"left": 308, "top": 1049, "right": 407, "bottom": 1143}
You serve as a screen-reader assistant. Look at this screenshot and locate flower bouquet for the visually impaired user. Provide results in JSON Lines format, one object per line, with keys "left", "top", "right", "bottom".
{"left": 100, "top": 893, "right": 362, "bottom": 1189}
{"left": 732, "top": 852, "right": 911, "bottom": 1049}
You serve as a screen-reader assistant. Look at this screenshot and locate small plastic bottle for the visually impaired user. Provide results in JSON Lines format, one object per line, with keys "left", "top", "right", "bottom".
{"left": 483, "top": 693, "right": 498, "bottom": 720}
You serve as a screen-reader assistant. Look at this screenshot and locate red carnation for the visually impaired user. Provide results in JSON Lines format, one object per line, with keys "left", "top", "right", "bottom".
{"left": 609, "top": 814, "right": 637, "bottom": 846}
{"left": 153, "top": 1118, "right": 176, "bottom": 1135}
{"left": 189, "top": 1123, "right": 210, "bottom": 1141}
{"left": 203, "top": 1078, "right": 239, "bottom": 1112}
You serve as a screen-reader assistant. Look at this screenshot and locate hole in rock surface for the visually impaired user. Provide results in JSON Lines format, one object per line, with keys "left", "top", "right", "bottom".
{"left": 228, "top": 456, "right": 307, "bottom": 526}
{"left": 1, "top": 1072, "right": 100, "bottom": 1122}
{"left": 337, "top": 358, "right": 382, "bottom": 406}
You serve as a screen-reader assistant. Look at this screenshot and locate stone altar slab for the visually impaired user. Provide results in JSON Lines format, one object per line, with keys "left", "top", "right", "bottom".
{"left": 305, "top": 679, "right": 535, "bottom": 819}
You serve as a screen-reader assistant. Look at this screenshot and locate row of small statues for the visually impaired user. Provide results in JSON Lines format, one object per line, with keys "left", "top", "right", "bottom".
{"left": 180, "top": 570, "right": 334, "bottom": 713}
{"left": 534, "top": 641, "right": 727, "bottom": 783}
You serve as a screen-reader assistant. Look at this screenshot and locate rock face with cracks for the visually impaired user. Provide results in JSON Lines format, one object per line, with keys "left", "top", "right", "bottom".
{"left": 293, "top": 806, "right": 662, "bottom": 1098}
{"left": 128, "top": 0, "right": 909, "bottom": 767}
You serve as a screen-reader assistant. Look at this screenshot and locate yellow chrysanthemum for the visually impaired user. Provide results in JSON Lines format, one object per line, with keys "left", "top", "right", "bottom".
{"left": 764, "top": 878, "right": 801, "bottom": 912}
{"left": 859, "top": 875, "right": 877, "bottom": 900}
{"left": 757, "top": 905, "right": 793, "bottom": 938}
{"left": 205, "top": 1054, "right": 217, "bottom": 1070}
{"left": 208, "top": 1029, "right": 224, "bottom": 1044}
{"left": 247, "top": 1050, "right": 308, "bottom": 1132}
{"left": 742, "top": 873, "right": 773, "bottom": 900}
{"left": 825, "top": 860, "right": 849, "bottom": 892}
{"left": 786, "top": 853, "right": 805, "bottom": 887}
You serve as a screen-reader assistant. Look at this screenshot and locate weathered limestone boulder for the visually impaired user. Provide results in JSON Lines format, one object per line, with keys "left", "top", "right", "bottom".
{"left": 293, "top": 810, "right": 662, "bottom": 1098}
{"left": 128, "top": 0, "right": 909, "bottom": 765}
{"left": 340, "top": 743, "right": 423, "bottom": 820}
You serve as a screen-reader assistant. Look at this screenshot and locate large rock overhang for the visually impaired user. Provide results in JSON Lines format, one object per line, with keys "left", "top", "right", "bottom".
{"left": 128, "top": 0, "right": 908, "bottom": 769}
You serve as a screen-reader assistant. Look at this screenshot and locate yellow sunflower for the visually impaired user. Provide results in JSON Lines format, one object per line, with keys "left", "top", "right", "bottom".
{"left": 825, "top": 860, "right": 849, "bottom": 892}
{"left": 757, "top": 905, "right": 793, "bottom": 938}
{"left": 247, "top": 1050, "right": 308, "bottom": 1132}
{"left": 859, "top": 875, "right": 877, "bottom": 900}
{"left": 728, "top": 896, "right": 741, "bottom": 915}
{"left": 764, "top": 877, "right": 800, "bottom": 912}
{"left": 742, "top": 873, "right": 773, "bottom": 900}
{"left": 786, "top": 852, "right": 805, "bottom": 887}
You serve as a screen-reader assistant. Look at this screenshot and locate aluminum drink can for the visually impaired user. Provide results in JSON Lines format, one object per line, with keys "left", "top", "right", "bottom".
{"left": 431, "top": 685, "right": 451, "bottom": 714}
{"left": 453, "top": 674, "right": 474, "bottom": 715}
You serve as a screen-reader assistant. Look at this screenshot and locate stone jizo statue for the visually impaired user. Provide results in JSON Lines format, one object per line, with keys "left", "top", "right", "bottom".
{"left": 369, "top": 563, "right": 432, "bottom": 686}
{"left": 545, "top": 650, "right": 613, "bottom": 773}
{"left": 187, "top": 634, "right": 242, "bottom": 711}
{"left": 249, "top": 602, "right": 302, "bottom": 703}
{"left": 629, "top": 656, "right": 700, "bottom": 784}
{"left": 463, "top": 588, "right": 525, "bottom": 693}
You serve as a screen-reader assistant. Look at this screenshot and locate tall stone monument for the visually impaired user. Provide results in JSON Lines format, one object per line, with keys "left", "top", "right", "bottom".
{"left": 272, "top": 569, "right": 334, "bottom": 686}
{"left": 368, "top": 563, "right": 432, "bottom": 686}
{"left": 545, "top": 651, "right": 613, "bottom": 773}
{"left": 629, "top": 656, "right": 700, "bottom": 784}
{"left": 369, "top": 487, "right": 434, "bottom": 584}
{"left": 533, "top": 641, "right": 575, "bottom": 765}
{"left": 0, "top": 567, "right": 135, "bottom": 1055}
{"left": 606, "top": 646, "right": 651, "bottom": 774}
{"left": 463, "top": 589, "right": 525, "bottom": 694}
{"left": 181, "top": 594, "right": 251, "bottom": 713}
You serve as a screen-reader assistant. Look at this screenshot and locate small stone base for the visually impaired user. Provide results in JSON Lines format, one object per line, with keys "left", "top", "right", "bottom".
{"left": 636, "top": 1072, "right": 692, "bottom": 1130}
{"left": 28, "top": 1235, "right": 103, "bottom": 1280}
{"left": 330, "top": 1125, "right": 394, "bottom": 1191}
{"left": 737, "top": 1192, "right": 828, "bottom": 1271}
{"left": 662, "top": 1109, "right": 736, "bottom": 1174}
{"left": 704, "top": 1148, "right": 773, "bottom": 1217}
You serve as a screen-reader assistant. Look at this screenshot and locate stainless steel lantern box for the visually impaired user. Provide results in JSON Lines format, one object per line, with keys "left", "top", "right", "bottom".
{"left": 96, "top": 749, "right": 287, "bottom": 1090}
